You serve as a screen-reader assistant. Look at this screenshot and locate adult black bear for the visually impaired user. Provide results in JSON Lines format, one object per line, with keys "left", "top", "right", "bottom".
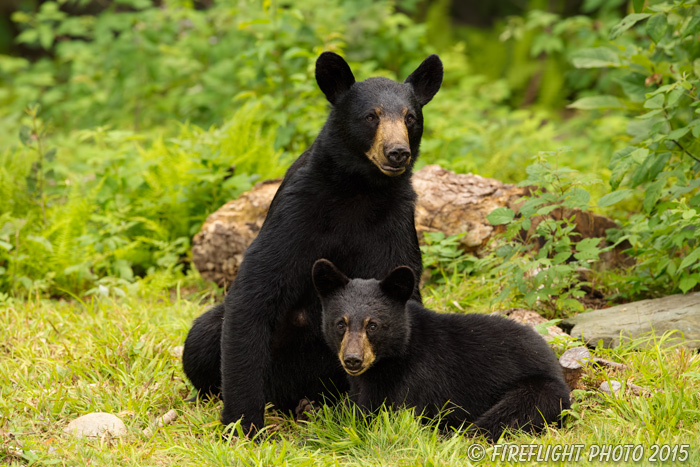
{"left": 182, "top": 52, "right": 443, "bottom": 435}
{"left": 312, "top": 259, "right": 571, "bottom": 441}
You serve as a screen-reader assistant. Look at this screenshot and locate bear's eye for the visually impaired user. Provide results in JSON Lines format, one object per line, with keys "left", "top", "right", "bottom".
{"left": 406, "top": 114, "right": 416, "bottom": 125}
{"left": 336, "top": 321, "right": 346, "bottom": 331}
{"left": 367, "top": 322, "right": 378, "bottom": 332}
{"left": 366, "top": 114, "right": 377, "bottom": 123}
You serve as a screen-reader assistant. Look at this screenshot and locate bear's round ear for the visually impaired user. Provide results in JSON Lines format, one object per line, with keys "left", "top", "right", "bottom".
{"left": 312, "top": 259, "right": 350, "bottom": 297}
{"left": 380, "top": 266, "right": 415, "bottom": 304}
{"left": 404, "top": 54, "right": 443, "bottom": 107}
{"left": 315, "top": 52, "right": 356, "bottom": 105}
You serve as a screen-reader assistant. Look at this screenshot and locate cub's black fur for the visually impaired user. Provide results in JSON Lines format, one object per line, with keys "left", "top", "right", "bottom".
{"left": 312, "top": 259, "right": 571, "bottom": 441}
{"left": 182, "top": 52, "right": 443, "bottom": 434}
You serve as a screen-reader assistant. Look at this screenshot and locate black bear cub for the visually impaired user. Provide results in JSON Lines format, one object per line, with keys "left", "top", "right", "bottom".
{"left": 312, "top": 259, "right": 571, "bottom": 441}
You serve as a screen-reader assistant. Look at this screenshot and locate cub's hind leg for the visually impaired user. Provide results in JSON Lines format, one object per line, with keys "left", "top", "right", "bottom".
{"left": 473, "top": 376, "right": 571, "bottom": 441}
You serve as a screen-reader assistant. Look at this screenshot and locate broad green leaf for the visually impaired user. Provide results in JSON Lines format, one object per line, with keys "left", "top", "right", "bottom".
{"left": 571, "top": 48, "right": 620, "bottom": 68}
{"left": 679, "top": 247, "right": 700, "bottom": 271}
{"left": 614, "top": 73, "right": 647, "bottom": 102}
{"left": 0, "top": 240, "right": 13, "bottom": 251}
{"left": 37, "top": 24, "right": 54, "bottom": 50}
{"left": 44, "top": 147, "right": 57, "bottom": 162}
{"left": 644, "top": 94, "right": 665, "bottom": 109}
{"left": 486, "top": 207, "right": 515, "bottom": 226}
{"left": 641, "top": 152, "right": 670, "bottom": 186}
{"left": 552, "top": 251, "right": 571, "bottom": 265}
{"left": 637, "top": 109, "right": 664, "bottom": 119}
{"left": 535, "top": 204, "right": 561, "bottom": 216}
{"left": 16, "top": 29, "right": 38, "bottom": 45}
{"left": 632, "top": 0, "right": 645, "bottom": 13}
{"left": 567, "top": 95, "right": 624, "bottom": 110}
{"left": 666, "top": 88, "right": 685, "bottom": 107}
{"left": 598, "top": 189, "right": 633, "bottom": 207}
{"left": 689, "top": 119, "right": 700, "bottom": 138}
{"left": 557, "top": 297, "right": 584, "bottom": 312}
{"left": 646, "top": 14, "right": 668, "bottom": 43}
{"left": 609, "top": 148, "right": 636, "bottom": 190}
{"left": 535, "top": 319, "right": 562, "bottom": 336}
{"left": 681, "top": 14, "right": 700, "bottom": 38}
{"left": 678, "top": 275, "right": 697, "bottom": 293}
{"left": 643, "top": 178, "right": 665, "bottom": 213}
{"left": 568, "top": 188, "right": 591, "bottom": 207}
{"left": 630, "top": 148, "right": 649, "bottom": 164}
{"left": 19, "top": 125, "right": 32, "bottom": 146}
{"left": 609, "top": 13, "right": 651, "bottom": 40}
{"left": 667, "top": 127, "right": 689, "bottom": 140}
{"left": 577, "top": 238, "right": 602, "bottom": 252}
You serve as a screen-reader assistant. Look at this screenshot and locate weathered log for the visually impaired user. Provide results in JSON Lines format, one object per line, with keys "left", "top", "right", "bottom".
{"left": 192, "top": 179, "right": 282, "bottom": 287}
{"left": 559, "top": 346, "right": 592, "bottom": 390}
{"left": 495, "top": 307, "right": 569, "bottom": 342}
{"left": 192, "top": 165, "right": 526, "bottom": 286}
{"left": 191, "top": 164, "right": 629, "bottom": 286}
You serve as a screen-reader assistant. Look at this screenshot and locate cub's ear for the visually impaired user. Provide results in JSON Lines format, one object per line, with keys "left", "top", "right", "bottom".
{"left": 404, "top": 54, "right": 443, "bottom": 106}
{"left": 380, "top": 266, "right": 415, "bottom": 304}
{"left": 316, "top": 52, "right": 356, "bottom": 105}
{"left": 312, "top": 259, "right": 350, "bottom": 297}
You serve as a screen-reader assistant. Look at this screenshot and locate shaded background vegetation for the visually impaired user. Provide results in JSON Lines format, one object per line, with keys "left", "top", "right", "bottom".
{"left": 1, "top": 0, "right": 698, "bottom": 313}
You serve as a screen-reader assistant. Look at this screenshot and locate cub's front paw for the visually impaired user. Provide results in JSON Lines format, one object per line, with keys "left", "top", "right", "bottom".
{"left": 294, "top": 398, "right": 316, "bottom": 422}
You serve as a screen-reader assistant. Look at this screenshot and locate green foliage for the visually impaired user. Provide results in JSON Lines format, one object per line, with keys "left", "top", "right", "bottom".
{"left": 568, "top": 0, "right": 700, "bottom": 297}
{"left": 486, "top": 150, "right": 604, "bottom": 317}
{"left": 420, "top": 232, "right": 494, "bottom": 283}
{"left": 0, "top": 102, "right": 293, "bottom": 296}
{"left": 1, "top": 0, "right": 431, "bottom": 138}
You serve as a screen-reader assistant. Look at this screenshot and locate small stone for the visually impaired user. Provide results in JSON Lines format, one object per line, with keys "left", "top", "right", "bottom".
{"left": 600, "top": 380, "right": 622, "bottom": 395}
{"left": 170, "top": 345, "right": 184, "bottom": 359}
{"left": 64, "top": 412, "right": 127, "bottom": 438}
{"left": 143, "top": 409, "right": 178, "bottom": 436}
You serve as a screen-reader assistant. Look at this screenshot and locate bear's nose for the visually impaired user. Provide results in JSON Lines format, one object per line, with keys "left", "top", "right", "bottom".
{"left": 343, "top": 355, "right": 363, "bottom": 371}
{"left": 386, "top": 146, "right": 410, "bottom": 167}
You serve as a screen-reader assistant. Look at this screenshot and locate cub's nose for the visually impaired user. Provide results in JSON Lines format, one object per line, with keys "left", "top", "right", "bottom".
{"left": 386, "top": 145, "right": 410, "bottom": 167}
{"left": 343, "top": 355, "right": 363, "bottom": 371}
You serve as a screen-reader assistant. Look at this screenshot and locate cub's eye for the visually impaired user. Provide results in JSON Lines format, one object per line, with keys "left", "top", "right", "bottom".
{"left": 336, "top": 321, "right": 346, "bottom": 331}
{"left": 406, "top": 114, "right": 416, "bottom": 125}
{"left": 367, "top": 322, "right": 378, "bottom": 332}
{"left": 366, "top": 114, "right": 377, "bottom": 122}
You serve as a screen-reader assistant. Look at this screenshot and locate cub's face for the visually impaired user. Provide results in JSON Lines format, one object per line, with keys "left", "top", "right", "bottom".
{"left": 312, "top": 259, "right": 415, "bottom": 376}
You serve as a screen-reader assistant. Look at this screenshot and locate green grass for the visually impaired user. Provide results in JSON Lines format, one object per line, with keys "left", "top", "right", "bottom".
{"left": 2, "top": 280, "right": 699, "bottom": 466}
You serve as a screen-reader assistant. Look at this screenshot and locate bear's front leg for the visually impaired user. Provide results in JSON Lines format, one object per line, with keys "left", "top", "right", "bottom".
{"left": 219, "top": 294, "right": 273, "bottom": 437}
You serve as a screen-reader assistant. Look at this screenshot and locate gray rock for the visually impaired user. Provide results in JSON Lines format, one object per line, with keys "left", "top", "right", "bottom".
{"left": 600, "top": 380, "right": 622, "bottom": 395}
{"left": 562, "top": 292, "right": 700, "bottom": 349}
{"left": 64, "top": 412, "right": 127, "bottom": 438}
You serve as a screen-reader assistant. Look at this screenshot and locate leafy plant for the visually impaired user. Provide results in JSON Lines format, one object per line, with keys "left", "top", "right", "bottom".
{"left": 567, "top": 0, "right": 700, "bottom": 296}
{"left": 487, "top": 149, "right": 604, "bottom": 316}
{"left": 420, "top": 232, "right": 494, "bottom": 284}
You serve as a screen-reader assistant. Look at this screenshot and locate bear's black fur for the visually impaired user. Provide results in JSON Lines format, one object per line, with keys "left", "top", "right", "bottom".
{"left": 182, "top": 52, "right": 443, "bottom": 434}
{"left": 312, "top": 259, "right": 571, "bottom": 441}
